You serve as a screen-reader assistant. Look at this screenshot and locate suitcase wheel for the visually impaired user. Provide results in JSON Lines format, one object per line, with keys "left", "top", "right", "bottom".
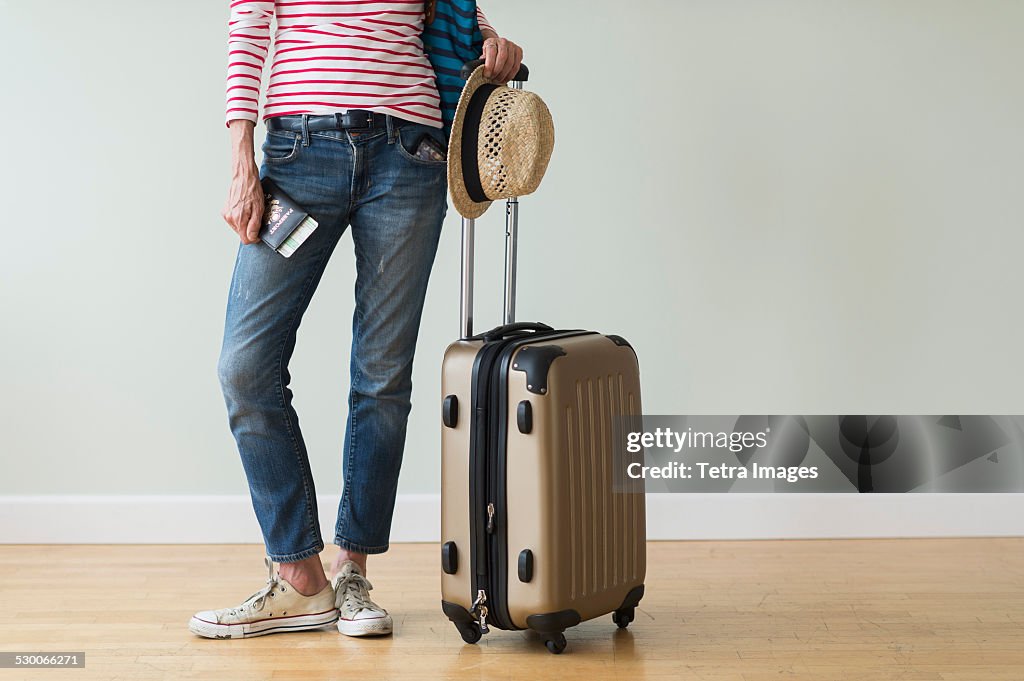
{"left": 612, "top": 607, "right": 634, "bottom": 629}
{"left": 543, "top": 632, "right": 567, "bottom": 654}
{"left": 454, "top": 620, "right": 482, "bottom": 644}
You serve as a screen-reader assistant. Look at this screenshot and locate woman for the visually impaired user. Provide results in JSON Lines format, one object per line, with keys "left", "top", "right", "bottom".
{"left": 189, "top": 1, "right": 523, "bottom": 640}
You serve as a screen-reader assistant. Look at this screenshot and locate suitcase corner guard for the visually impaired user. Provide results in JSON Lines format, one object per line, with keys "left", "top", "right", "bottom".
{"left": 441, "top": 599, "right": 475, "bottom": 623}
{"left": 605, "top": 333, "right": 632, "bottom": 349}
{"left": 612, "top": 584, "right": 645, "bottom": 629}
{"left": 511, "top": 345, "right": 566, "bottom": 395}
{"left": 525, "top": 608, "right": 581, "bottom": 634}
{"left": 619, "top": 584, "right": 645, "bottom": 611}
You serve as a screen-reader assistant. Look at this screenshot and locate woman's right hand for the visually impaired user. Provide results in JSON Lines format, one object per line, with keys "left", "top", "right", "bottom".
{"left": 222, "top": 120, "right": 264, "bottom": 244}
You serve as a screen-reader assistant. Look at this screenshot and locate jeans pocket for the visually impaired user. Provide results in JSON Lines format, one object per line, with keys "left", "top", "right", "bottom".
{"left": 395, "top": 124, "right": 448, "bottom": 166}
{"left": 262, "top": 131, "right": 301, "bottom": 164}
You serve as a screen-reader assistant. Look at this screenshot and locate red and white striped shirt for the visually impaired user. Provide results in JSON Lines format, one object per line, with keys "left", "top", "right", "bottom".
{"left": 226, "top": 1, "right": 494, "bottom": 128}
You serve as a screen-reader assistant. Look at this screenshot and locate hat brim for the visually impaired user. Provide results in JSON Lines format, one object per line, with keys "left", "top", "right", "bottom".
{"left": 448, "top": 66, "right": 501, "bottom": 219}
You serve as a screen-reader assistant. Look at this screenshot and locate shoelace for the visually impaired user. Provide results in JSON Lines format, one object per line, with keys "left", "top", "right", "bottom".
{"left": 335, "top": 571, "right": 376, "bottom": 614}
{"left": 226, "top": 557, "right": 282, "bottom": 620}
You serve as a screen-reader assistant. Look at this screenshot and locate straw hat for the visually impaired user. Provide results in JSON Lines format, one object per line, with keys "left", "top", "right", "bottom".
{"left": 448, "top": 66, "right": 555, "bottom": 219}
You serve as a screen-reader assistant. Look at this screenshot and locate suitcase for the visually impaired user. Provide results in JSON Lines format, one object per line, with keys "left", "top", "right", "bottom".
{"left": 439, "top": 68, "right": 646, "bottom": 654}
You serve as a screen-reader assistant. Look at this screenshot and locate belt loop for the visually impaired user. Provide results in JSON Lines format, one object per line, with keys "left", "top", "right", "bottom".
{"left": 300, "top": 114, "right": 310, "bottom": 147}
{"left": 386, "top": 115, "right": 396, "bottom": 144}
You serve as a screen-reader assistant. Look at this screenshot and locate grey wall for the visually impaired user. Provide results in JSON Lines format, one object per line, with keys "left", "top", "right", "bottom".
{"left": 1, "top": 0, "right": 1023, "bottom": 497}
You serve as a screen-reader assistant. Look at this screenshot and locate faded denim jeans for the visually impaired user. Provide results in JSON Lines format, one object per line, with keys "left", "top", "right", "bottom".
{"left": 217, "top": 114, "right": 448, "bottom": 562}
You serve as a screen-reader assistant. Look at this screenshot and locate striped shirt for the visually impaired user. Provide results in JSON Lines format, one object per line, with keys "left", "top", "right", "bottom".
{"left": 226, "top": 1, "right": 494, "bottom": 128}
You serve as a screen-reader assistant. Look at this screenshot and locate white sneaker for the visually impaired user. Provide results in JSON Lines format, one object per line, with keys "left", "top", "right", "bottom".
{"left": 332, "top": 560, "right": 393, "bottom": 637}
{"left": 189, "top": 557, "right": 338, "bottom": 639}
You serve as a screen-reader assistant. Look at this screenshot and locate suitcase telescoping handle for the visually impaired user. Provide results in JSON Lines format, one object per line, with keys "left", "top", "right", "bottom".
{"left": 459, "top": 59, "right": 530, "bottom": 82}
{"left": 459, "top": 60, "right": 529, "bottom": 340}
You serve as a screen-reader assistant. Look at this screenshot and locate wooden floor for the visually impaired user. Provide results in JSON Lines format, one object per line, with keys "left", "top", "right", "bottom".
{"left": 0, "top": 539, "right": 1022, "bottom": 680}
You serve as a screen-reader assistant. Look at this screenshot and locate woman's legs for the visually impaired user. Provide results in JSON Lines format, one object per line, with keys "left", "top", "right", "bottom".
{"left": 331, "top": 121, "right": 448, "bottom": 565}
{"left": 205, "top": 118, "right": 447, "bottom": 638}
{"left": 322, "top": 121, "right": 447, "bottom": 637}
{"left": 217, "top": 231, "right": 339, "bottom": 566}
{"left": 217, "top": 124, "right": 352, "bottom": 570}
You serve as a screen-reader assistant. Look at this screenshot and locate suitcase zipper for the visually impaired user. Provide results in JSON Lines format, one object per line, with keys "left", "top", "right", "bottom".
{"left": 468, "top": 334, "right": 520, "bottom": 633}
{"left": 470, "top": 589, "right": 489, "bottom": 634}
{"left": 468, "top": 329, "right": 597, "bottom": 634}
{"left": 469, "top": 340, "right": 505, "bottom": 633}
{"left": 485, "top": 342, "right": 511, "bottom": 630}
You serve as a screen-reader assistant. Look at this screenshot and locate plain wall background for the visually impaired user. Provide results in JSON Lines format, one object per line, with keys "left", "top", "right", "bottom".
{"left": 2, "top": 0, "right": 1023, "bottom": 500}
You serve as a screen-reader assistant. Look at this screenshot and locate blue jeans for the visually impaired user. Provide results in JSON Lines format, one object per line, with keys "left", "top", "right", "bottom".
{"left": 217, "top": 115, "right": 448, "bottom": 562}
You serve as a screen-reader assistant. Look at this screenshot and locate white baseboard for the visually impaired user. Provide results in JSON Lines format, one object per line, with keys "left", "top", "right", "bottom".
{"left": 0, "top": 494, "right": 1021, "bottom": 544}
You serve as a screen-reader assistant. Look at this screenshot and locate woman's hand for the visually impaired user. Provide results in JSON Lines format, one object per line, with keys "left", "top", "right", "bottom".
{"left": 223, "top": 120, "right": 265, "bottom": 245}
{"left": 480, "top": 31, "right": 523, "bottom": 83}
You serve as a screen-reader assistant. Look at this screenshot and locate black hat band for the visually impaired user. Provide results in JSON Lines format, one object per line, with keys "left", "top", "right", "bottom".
{"left": 460, "top": 83, "right": 499, "bottom": 204}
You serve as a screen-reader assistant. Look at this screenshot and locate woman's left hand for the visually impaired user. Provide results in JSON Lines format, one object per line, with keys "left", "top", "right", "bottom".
{"left": 481, "top": 33, "right": 523, "bottom": 82}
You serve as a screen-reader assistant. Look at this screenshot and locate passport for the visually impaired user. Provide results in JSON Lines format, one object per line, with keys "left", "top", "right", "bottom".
{"left": 259, "top": 177, "right": 319, "bottom": 257}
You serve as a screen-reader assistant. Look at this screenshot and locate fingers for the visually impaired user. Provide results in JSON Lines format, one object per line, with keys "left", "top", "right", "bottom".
{"left": 481, "top": 38, "right": 523, "bottom": 82}
{"left": 223, "top": 204, "right": 251, "bottom": 244}
{"left": 224, "top": 176, "right": 264, "bottom": 244}
{"left": 505, "top": 43, "right": 523, "bottom": 81}
{"left": 222, "top": 201, "right": 244, "bottom": 240}
{"left": 492, "top": 39, "right": 510, "bottom": 82}
{"left": 482, "top": 39, "right": 498, "bottom": 78}
{"left": 245, "top": 199, "right": 263, "bottom": 244}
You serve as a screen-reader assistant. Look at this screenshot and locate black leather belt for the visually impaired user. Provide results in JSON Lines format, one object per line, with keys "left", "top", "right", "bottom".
{"left": 267, "top": 110, "right": 405, "bottom": 133}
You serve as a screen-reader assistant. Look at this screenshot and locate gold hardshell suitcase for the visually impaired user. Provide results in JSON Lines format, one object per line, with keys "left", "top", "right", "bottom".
{"left": 439, "top": 74, "right": 646, "bottom": 651}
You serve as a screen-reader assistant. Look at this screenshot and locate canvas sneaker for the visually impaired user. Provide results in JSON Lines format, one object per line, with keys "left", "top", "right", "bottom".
{"left": 188, "top": 557, "right": 338, "bottom": 639}
{"left": 332, "top": 560, "right": 393, "bottom": 637}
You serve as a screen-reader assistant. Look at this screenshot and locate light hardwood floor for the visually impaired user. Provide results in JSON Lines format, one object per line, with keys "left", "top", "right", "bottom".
{"left": 0, "top": 539, "right": 1022, "bottom": 680}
